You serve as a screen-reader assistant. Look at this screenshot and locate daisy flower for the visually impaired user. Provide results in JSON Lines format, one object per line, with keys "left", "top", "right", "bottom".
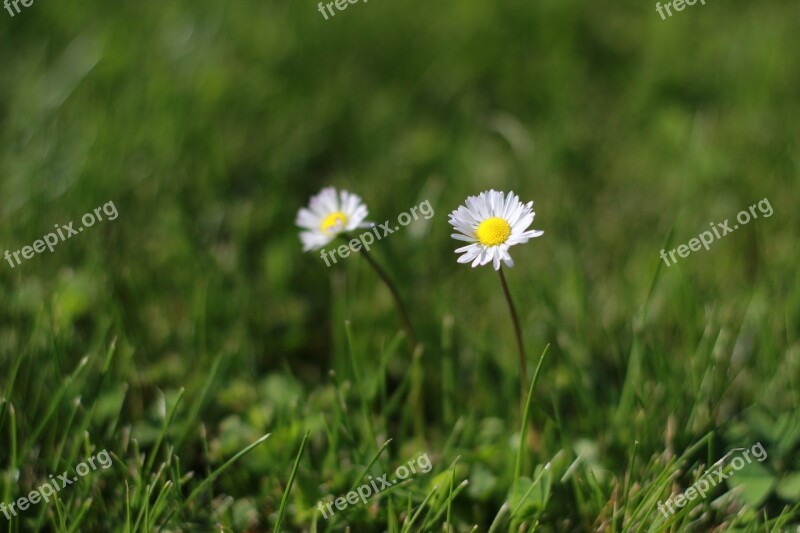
{"left": 448, "top": 190, "right": 543, "bottom": 270}
{"left": 295, "top": 186, "right": 418, "bottom": 352}
{"left": 296, "top": 186, "right": 371, "bottom": 251}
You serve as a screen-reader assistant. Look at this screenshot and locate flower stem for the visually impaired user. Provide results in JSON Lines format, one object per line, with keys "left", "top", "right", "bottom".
{"left": 498, "top": 266, "right": 526, "bottom": 402}
{"left": 358, "top": 245, "right": 418, "bottom": 353}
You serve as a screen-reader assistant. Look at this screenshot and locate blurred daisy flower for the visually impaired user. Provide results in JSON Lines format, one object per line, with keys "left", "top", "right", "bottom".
{"left": 296, "top": 186, "right": 371, "bottom": 251}
{"left": 449, "top": 190, "right": 543, "bottom": 270}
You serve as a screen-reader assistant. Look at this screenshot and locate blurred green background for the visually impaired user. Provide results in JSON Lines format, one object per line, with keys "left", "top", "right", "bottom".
{"left": 1, "top": 0, "right": 799, "bottom": 530}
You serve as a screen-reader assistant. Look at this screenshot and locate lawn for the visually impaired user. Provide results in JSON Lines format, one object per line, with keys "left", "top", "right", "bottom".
{"left": 0, "top": 0, "right": 799, "bottom": 531}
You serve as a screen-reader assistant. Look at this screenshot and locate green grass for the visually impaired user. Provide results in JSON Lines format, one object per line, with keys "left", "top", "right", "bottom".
{"left": 1, "top": 0, "right": 799, "bottom": 530}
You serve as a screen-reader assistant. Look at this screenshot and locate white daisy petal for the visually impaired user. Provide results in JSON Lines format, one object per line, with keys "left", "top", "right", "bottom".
{"left": 455, "top": 206, "right": 480, "bottom": 225}
{"left": 296, "top": 207, "right": 322, "bottom": 229}
{"left": 457, "top": 245, "right": 482, "bottom": 264}
{"left": 451, "top": 233, "right": 475, "bottom": 242}
{"left": 452, "top": 225, "right": 476, "bottom": 238}
{"left": 310, "top": 187, "right": 339, "bottom": 216}
{"left": 508, "top": 203, "right": 527, "bottom": 226}
{"left": 346, "top": 204, "right": 370, "bottom": 230}
{"left": 509, "top": 229, "right": 544, "bottom": 244}
{"left": 501, "top": 191, "right": 515, "bottom": 219}
{"left": 511, "top": 213, "right": 534, "bottom": 234}
{"left": 501, "top": 248, "right": 514, "bottom": 268}
{"left": 488, "top": 191, "right": 500, "bottom": 216}
{"left": 455, "top": 243, "right": 477, "bottom": 253}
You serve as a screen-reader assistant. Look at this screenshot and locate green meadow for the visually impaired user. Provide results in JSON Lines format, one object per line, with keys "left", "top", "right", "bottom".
{"left": 1, "top": 0, "right": 799, "bottom": 530}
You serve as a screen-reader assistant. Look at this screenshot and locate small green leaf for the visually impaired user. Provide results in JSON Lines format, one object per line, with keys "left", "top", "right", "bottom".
{"left": 776, "top": 473, "right": 800, "bottom": 501}
{"left": 508, "top": 464, "right": 552, "bottom": 519}
{"left": 727, "top": 461, "right": 775, "bottom": 507}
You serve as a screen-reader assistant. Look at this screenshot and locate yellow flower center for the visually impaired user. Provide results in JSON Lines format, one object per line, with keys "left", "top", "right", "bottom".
{"left": 320, "top": 211, "right": 348, "bottom": 233}
{"left": 476, "top": 217, "right": 511, "bottom": 246}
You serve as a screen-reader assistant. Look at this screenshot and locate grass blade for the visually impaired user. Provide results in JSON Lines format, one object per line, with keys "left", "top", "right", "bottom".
{"left": 274, "top": 429, "right": 310, "bottom": 533}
